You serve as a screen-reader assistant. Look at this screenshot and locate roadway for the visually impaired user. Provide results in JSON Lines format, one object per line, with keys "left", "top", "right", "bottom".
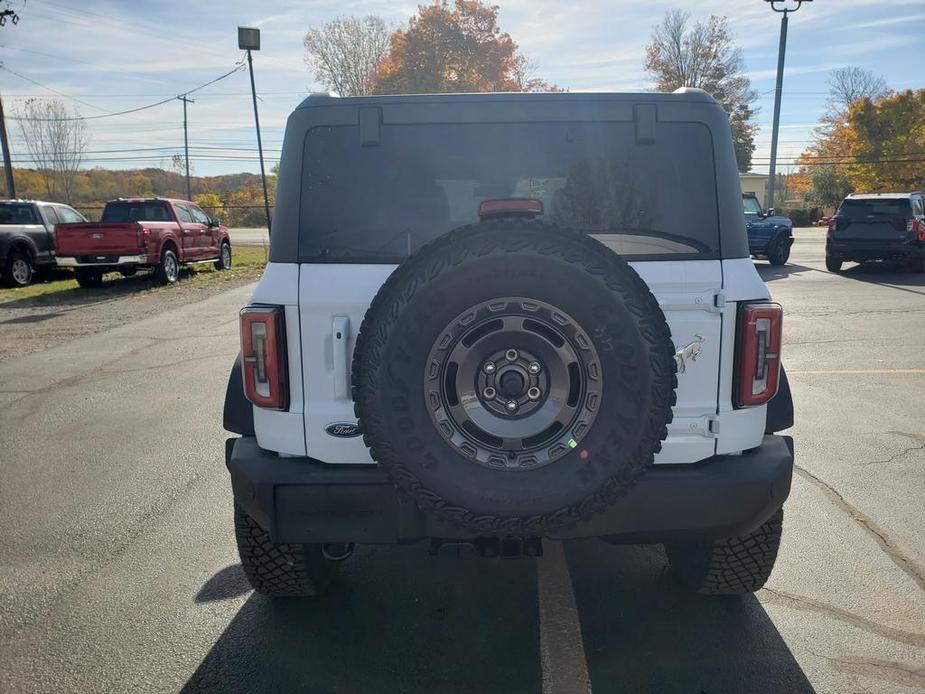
{"left": 1, "top": 228, "right": 923, "bottom": 692}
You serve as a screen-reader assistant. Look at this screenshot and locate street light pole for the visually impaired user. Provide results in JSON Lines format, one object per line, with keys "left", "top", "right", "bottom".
{"left": 238, "top": 27, "right": 271, "bottom": 236}
{"left": 765, "top": 0, "right": 811, "bottom": 211}
{"left": 246, "top": 49, "right": 271, "bottom": 235}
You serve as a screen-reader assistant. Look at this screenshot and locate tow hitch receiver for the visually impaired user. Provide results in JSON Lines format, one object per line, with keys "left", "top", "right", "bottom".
{"left": 429, "top": 536, "right": 544, "bottom": 558}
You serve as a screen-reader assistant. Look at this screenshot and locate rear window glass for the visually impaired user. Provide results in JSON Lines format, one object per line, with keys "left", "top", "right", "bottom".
{"left": 838, "top": 199, "right": 911, "bottom": 218}
{"left": 299, "top": 121, "right": 719, "bottom": 262}
{"left": 101, "top": 202, "right": 171, "bottom": 223}
{"left": 0, "top": 204, "right": 38, "bottom": 225}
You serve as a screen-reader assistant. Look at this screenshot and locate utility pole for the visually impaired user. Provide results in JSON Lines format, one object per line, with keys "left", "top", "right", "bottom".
{"left": 238, "top": 26, "right": 271, "bottom": 235}
{"left": 178, "top": 94, "right": 194, "bottom": 201}
{"left": 764, "top": 0, "right": 811, "bottom": 211}
{"left": 0, "top": 90, "right": 15, "bottom": 198}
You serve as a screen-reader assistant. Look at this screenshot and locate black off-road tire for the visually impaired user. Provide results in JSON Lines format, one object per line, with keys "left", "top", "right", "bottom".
{"left": 666, "top": 508, "right": 784, "bottom": 595}
{"left": 767, "top": 236, "right": 791, "bottom": 266}
{"left": 214, "top": 241, "right": 232, "bottom": 270}
{"left": 234, "top": 505, "right": 336, "bottom": 597}
{"left": 352, "top": 221, "right": 677, "bottom": 535}
{"left": 74, "top": 267, "right": 104, "bottom": 288}
{"left": 3, "top": 249, "right": 34, "bottom": 287}
{"left": 153, "top": 247, "right": 179, "bottom": 285}
{"left": 825, "top": 255, "right": 843, "bottom": 273}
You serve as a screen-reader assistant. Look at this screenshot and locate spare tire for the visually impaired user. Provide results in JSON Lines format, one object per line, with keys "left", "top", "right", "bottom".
{"left": 352, "top": 221, "right": 676, "bottom": 534}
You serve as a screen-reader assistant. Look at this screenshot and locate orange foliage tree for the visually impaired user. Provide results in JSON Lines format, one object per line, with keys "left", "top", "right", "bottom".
{"left": 373, "top": 0, "right": 559, "bottom": 94}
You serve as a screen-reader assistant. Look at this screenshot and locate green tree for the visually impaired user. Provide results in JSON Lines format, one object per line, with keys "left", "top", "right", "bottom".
{"left": 804, "top": 166, "right": 852, "bottom": 213}
{"left": 644, "top": 10, "right": 757, "bottom": 172}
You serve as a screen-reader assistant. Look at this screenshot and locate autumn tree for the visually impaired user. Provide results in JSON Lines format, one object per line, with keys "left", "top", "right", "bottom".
{"left": 304, "top": 16, "right": 393, "bottom": 96}
{"left": 373, "top": 0, "right": 557, "bottom": 94}
{"left": 14, "top": 98, "right": 89, "bottom": 201}
{"left": 644, "top": 9, "right": 757, "bottom": 172}
{"left": 804, "top": 166, "right": 852, "bottom": 213}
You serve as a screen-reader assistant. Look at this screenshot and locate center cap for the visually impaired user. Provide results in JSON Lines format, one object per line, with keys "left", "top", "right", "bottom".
{"left": 498, "top": 369, "right": 526, "bottom": 398}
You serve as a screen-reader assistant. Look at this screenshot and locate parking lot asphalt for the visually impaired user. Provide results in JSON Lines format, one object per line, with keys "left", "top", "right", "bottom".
{"left": 1, "top": 228, "right": 923, "bottom": 693}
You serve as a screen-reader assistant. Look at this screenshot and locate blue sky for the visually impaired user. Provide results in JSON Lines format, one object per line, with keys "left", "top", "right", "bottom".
{"left": 1, "top": 0, "right": 923, "bottom": 177}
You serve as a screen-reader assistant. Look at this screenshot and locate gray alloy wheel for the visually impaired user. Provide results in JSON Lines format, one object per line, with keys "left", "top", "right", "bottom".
{"left": 9, "top": 254, "right": 32, "bottom": 286}
{"left": 154, "top": 248, "right": 180, "bottom": 285}
{"left": 214, "top": 242, "right": 232, "bottom": 270}
{"left": 425, "top": 297, "right": 603, "bottom": 471}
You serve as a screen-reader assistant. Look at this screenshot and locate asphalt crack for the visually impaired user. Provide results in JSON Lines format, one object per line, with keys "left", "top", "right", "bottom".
{"left": 760, "top": 588, "right": 925, "bottom": 648}
{"left": 811, "top": 652, "right": 925, "bottom": 689}
{"left": 793, "top": 465, "right": 925, "bottom": 593}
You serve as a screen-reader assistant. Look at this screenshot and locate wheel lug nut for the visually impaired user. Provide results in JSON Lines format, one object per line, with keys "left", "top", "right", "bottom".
{"left": 505, "top": 349, "right": 519, "bottom": 361}
{"left": 483, "top": 361, "right": 496, "bottom": 375}
{"left": 528, "top": 361, "right": 541, "bottom": 374}
{"left": 527, "top": 387, "right": 541, "bottom": 400}
{"left": 483, "top": 387, "right": 496, "bottom": 399}
{"left": 506, "top": 400, "right": 518, "bottom": 413}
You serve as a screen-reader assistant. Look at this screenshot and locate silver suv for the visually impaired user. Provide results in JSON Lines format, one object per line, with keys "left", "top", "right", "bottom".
{"left": 223, "top": 89, "right": 794, "bottom": 597}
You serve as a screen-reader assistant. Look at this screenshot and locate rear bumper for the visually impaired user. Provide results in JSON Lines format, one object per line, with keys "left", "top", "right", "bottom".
{"left": 226, "top": 435, "right": 794, "bottom": 544}
{"left": 57, "top": 254, "right": 149, "bottom": 267}
{"left": 827, "top": 240, "right": 924, "bottom": 261}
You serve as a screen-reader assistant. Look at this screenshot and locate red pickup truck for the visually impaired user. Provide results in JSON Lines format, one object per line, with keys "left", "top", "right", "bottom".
{"left": 55, "top": 198, "right": 232, "bottom": 288}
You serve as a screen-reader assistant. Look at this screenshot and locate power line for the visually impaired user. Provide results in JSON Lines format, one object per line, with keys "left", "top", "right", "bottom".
{"left": 3, "top": 62, "right": 246, "bottom": 121}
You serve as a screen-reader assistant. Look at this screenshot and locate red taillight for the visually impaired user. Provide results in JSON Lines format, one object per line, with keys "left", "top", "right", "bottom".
{"left": 912, "top": 219, "right": 925, "bottom": 241}
{"left": 240, "top": 306, "right": 288, "bottom": 410}
{"left": 137, "top": 224, "right": 150, "bottom": 250}
{"left": 735, "top": 302, "right": 782, "bottom": 408}
{"left": 827, "top": 217, "right": 837, "bottom": 235}
{"left": 478, "top": 198, "right": 544, "bottom": 219}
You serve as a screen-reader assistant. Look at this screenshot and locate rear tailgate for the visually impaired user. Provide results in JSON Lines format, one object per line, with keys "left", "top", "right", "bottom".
{"left": 833, "top": 198, "right": 912, "bottom": 242}
{"left": 54, "top": 222, "right": 142, "bottom": 257}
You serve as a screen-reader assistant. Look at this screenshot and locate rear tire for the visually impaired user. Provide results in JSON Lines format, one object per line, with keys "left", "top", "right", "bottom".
{"left": 74, "top": 268, "right": 104, "bottom": 288}
{"left": 214, "top": 241, "right": 232, "bottom": 270}
{"left": 3, "top": 250, "right": 34, "bottom": 287}
{"left": 825, "top": 255, "right": 843, "bottom": 273}
{"left": 153, "top": 247, "right": 179, "bottom": 285}
{"left": 666, "top": 508, "right": 783, "bottom": 595}
{"left": 906, "top": 256, "right": 925, "bottom": 273}
{"left": 234, "top": 504, "right": 336, "bottom": 597}
{"left": 767, "top": 237, "right": 790, "bottom": 266}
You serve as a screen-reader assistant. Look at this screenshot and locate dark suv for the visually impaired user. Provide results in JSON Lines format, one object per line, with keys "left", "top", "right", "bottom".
{"left": 826, "top": 192, "right": 925, "bottom": 273}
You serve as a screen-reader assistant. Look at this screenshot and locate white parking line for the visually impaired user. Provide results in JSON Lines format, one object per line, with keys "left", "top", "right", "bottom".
{"left": 789, "top": 369, "right": 925, "bottom": 375}
{"left": 537, "top": 540, "right": 592, "bottom": 694}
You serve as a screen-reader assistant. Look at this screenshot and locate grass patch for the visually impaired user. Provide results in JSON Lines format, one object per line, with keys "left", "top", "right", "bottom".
{"left": 0, "top": 245, "right": 267, "bottom": 306}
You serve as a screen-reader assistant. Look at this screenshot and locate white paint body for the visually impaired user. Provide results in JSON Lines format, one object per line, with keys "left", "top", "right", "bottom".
{"left": 248, "top": 257, "right": 771, "bottom": 464}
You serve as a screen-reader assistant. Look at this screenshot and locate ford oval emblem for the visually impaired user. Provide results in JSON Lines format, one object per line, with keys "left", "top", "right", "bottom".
{"left": 325, "top": 421, "right": 362, "bottom": 438}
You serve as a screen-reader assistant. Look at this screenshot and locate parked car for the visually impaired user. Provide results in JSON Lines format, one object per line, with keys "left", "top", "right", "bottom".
{"left": 826, "top": 192, "right": 925, "bottom": 273}
{"left": 0, "top": 199, "right": 87, "bottom": 286}
{"left": 743, "top": 192, "right": 793, "bottom": 266}
{"left": 54, "top": 197, "right": 232, "bottom": 288}
{"left": 223, "top": 89, "right": 794, "bottom": 598}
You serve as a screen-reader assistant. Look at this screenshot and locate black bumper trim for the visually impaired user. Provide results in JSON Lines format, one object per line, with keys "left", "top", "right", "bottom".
{"left": 226, "top": 435, "right": 794, "bottom": 544}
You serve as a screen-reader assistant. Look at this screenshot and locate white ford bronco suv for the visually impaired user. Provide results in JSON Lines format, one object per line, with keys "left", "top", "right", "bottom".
{"left": 223, "top": 88, "right": 794, "bottom": 597}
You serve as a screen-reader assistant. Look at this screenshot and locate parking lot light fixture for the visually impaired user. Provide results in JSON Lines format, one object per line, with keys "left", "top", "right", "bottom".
{"left": 764, "top": 0, "right": 811, "bottom": 210}
{"left": 238, "top": 26, "right": 272, "bottom": 235}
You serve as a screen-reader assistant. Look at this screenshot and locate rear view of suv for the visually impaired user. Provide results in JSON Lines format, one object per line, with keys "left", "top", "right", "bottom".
{"left": 826, "top": 192, "right": 925, "bottom": 273}
{"left": 223, "top": 89, "right": 794, "bottom": 598}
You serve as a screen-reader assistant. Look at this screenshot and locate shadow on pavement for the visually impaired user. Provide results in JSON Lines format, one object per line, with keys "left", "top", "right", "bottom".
{"left": 836, "top": 262, "right": 925, "bottom": 295}
{"left": 182, "top": 544, "right": 542, "bottom": 693}
{"left": 184, "top": 540, "right": 812, "bottom": 693}
{"left": 756, "top": 262, "right": 817, "bottom": 282}
{"left": 566, "top": 541, "right": 814, "bottom": 694}
{"left": 195, "top": 564, "right": 253, "bottom": 603}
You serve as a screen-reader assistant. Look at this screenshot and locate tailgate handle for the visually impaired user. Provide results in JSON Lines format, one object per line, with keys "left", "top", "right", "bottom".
{"left": 332, "top": 316, "right": 351, "bottom": 399}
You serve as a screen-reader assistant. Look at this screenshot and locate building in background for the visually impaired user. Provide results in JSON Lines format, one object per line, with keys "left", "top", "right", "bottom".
{"left": 740, "top": 173, "right": 769, "bottom": 208}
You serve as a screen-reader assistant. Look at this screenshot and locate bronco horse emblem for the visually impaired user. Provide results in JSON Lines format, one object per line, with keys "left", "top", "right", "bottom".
{"left": 674, "top": 335, "right": 705, "bottom": 374}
